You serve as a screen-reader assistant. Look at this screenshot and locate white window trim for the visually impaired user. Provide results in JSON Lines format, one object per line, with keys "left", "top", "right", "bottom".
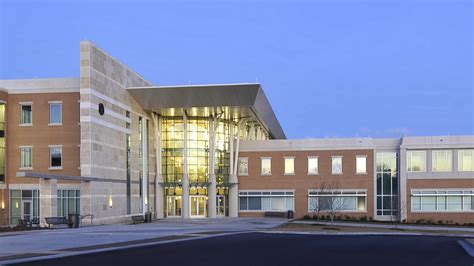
{"left": 19, "top": 102, "right": 33, "bottom": 126}
{"left": 238, "top": 157, "right": 249, "bottom": 176}
{"left": 307, "top": 189, "right": 368, "bottom": 212}
{"left": 284, "top": 156, "right": 295, "bottom": 175}
{"left": 331, "top": 156, "right": 343, "bottom": 175}
{"left": 307, "top": 156, "right": 319, "bottom": 175}
{"left": 356, "top": 155, "right": 367, "bottom": 175}
{"left": 49, "top": 101, "right": 63, "bottom": 126}
{"left": 407, "top": 150, "right": 427, "bottom": 172}
{"left": 19, "top": 145, "right": 33, "bottom": 170}
{"left": 49, "top": 145, "right": 63, "bottom": 170}
{"left": 431, "top": 150, "right": 453, "bottom": 173}
{"left": 260, "top": 157, "right": 272, "bottom": 176}
{"left": 238, "top": 189, "right": 295, "bottom": 213}
{"left": 458, "top": 150, "right": 474, "bottom": 172}
{"left": 410, "top": 188, "right": 474, "bottom": 213}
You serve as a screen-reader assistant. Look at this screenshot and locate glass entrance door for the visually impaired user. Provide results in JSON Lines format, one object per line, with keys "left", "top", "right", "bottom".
{"left": 216, "top": 196, "right": 225, "bottom": 217}
{"left": 190, "top": 196, "right": 206, "bottom": 217}
{"left": 22, "top": 200, "right": 32, "bottom": 221}
{"left": 166, "top": 196, "right": 182, "bottom": 217}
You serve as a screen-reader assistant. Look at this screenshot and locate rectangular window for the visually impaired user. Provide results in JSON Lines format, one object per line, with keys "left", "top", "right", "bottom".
{"left": 20, "top": 146, "right": 33, "bottom": 169}
{"left": 356, "top": 156, "right": 367, "bottom": 174}
{"left": 458, "top": 150, "right": 474, "bottom": 172}
{"left": 57, "top": 189, "right": 81, "bottom": 216}
{"left": 238, "top": 157, "right": 249, "bottom": 176}
{"left": 50, "top": 146, "right": 62, "bottom": 168}
{"left": 407, "top": 151, "right": 426, "bottom": 172}
{"left": 239, "top": 190, "right": 295, "bottom": 211}
{"left": 284, "top": 157, "right": 294, "bottom": 175}
{"left": 307, "top": 157, "right": 318, "bottom": 175}
{"left": 411, "top": 190, "right": 473, "bottom": 212}
{"left": 261, "top": 158, "right": 271, "bottom": 175}
{"left": 308, "top": 190, "right": 367, "bottom": 212}
{"left": 49, "top": 102, "right": 62, "bottom": 125}
{"left": 20, "top": 103, "right": 32, "bottom": 125}
{"left": 432, "top": 150, "right": 452, "bottom": 172}
{"left": 332, "top": 156, "right": 343, "bottom": 174}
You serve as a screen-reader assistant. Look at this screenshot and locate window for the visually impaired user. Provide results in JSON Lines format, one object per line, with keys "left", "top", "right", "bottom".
{"left": 411, "top": 190, "right": 473, "bottom": 212}
{"left": 261, "top": 158, "right": 271, "bottom": 175}
{"left": 332, "top": 156, "right": 343, "bottom": 174}
{"left": 49, "top": 102, "right": 62, "bottom": 125}
{"left": 308, "top": 157, "right": 318, "bottom": 175}
{"left": 20, "top": 103, "right": 32, "bottom": 125}
{"left": 308, "top": 190, "right": 367, "bottom": 212}
{"left": 376, "top": 152, "right": 398, "bottom": 216}
{"left": 458, "top": 150, "right": 474, "bottom": 172}
{"left": 50, "top": 146, "right": 62, "bottom": 168}
{"left": 432, "top": 150, "right": 452, "bottom": 172}
{"left": 239, "top": 191, "right": 294, "bottom": 211}
{"left": 10, "top": 190, "right": 40, "bottom": 225}
{"left": 20, "top": 146, "right": 33, "bottom": 169}
{"left": 407, "top": 151, "right": 426, "bottom": 172}
{"left": 57, "top": 189, "right": 81, "bottom": 216}
{"left": 284, "top": 157, "right": 294, "bottom": 175}
{"left": 356, "top": 156, "right": 367, "bottom": 174}
{"left": 238, "top": 157, "right": 249, "bottom": 176}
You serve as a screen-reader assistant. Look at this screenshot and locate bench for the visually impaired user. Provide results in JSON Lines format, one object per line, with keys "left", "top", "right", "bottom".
{"left": 264, "top": 211, "right": 287, "bottom": 218}
{"left": 44, "top": 217, "right": 68, "bottom": 228}
{"left": 18, "top": 218, "right": 40, "bottom": 229}
{"left": 79, "top": 214, "right": 94, "bottom": 226}
{"left": 131, "top": 215, "right": 145, "bottom": 224}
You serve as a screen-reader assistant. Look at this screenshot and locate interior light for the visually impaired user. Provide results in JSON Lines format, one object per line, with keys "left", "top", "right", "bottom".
{"left": 109, "top": 196, "right": 113, "bottom": 208}
{"left": 1, "top": 201, "right": 4, "bottom": 210}
{"left": 16, "top": 202, "right": 19, "bottom": 209}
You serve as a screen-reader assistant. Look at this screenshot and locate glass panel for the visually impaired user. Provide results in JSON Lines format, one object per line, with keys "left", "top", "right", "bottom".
{"left": 332, "top": 157, "right": 342, "bottom": 174}
{"left": 284, "top": 158, "right": 294, "bottom": 174}
{"left": 432, "top": 150, "right": 452, "bottom": 172}
{"left": 458, "top": 150, "right": 474, "bottom": 172}
{"left": 286, "top": 197, "right": 294, "bottom": 210}
{"left": 261, "top": 158, "right": 271, "bottom": 174}
{"left": 21, "top": 105, "right": 32, "bottom": 124}
{"left": 248, "top": 197, "right": 261, "bottom": 210}
{"left": 447, "top": 196, "right": 462, "bottom": 211}
{"left": 422, "top": 196, "right": 436, "bottom": 211}
{"left": 308, "top": 157, "right": 318, "bottom": 174}
{"left": 407, "top": 151, "right": 426, "bottom": 172}
{"left": 412, "top": 196, "right": 421, "bottom": 211}
{"left": 50, "top": 103, "right": 62, "bottom": 124}
{"left": 356, "top": 157, "right": 366, "bottom": 173}
{"left": 271, "top": 197, "right": 285, "bottom": 211}
{"left": 238, "top": 158, "right": 248, "bottom": 175}
{"left": 262, "top": 197, "right": 271, "bottom": 210}
{"left": 239, "top": 197, "right": 248, "bottom": 211}
{"left": 50, "top": 147, "right": 62, "bottom": 167}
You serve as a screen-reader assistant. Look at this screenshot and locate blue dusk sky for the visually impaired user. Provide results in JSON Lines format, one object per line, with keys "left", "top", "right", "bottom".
{"left": 0, "top": 0, "right": 472, "bottom": 139}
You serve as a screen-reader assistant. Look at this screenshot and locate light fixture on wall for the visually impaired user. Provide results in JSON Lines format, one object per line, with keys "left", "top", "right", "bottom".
{"left": 1, "top": 189, "right": 4, "bottom": 210}
{"left": 108, "top": 182, "right": 113, "bottom": 208}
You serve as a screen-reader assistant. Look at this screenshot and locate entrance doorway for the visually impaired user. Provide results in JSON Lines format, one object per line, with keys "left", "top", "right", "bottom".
{"left": 166, "top": 196, "right": 182, "bottom": 217}
{"left": 22, "top": 200, "right": 32, "bottom": 221}
{"left": 216, "top": 195, "right": 225, "bottom": 217}
{"left": 190, "top": 196, "right": 206, "bottom": 217}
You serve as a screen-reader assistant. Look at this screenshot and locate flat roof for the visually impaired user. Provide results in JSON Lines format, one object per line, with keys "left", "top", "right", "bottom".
{"left": 127, "top": 83, "right": 286, "bottom": 139}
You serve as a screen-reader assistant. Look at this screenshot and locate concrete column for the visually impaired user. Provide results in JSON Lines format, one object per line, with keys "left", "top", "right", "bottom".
{"left": 153, "top": 114, "right": 164, "bottom": 219}
{"left": 39, "top": 178, "right": 57, "bottom": 227}
{"left": 229, "top": 175, "right": 239, "bottom": 218}
{"left": 141, "top": 118, "right": 149, "bottom": 214}
{"left": 182, "top": 111, "right": 190, "bottom": 219}
{"left": 399, "top": 148, "right": 408, "bottom": 222}
{"left": 207, "top": 116, "right": 217, "bottom": 218}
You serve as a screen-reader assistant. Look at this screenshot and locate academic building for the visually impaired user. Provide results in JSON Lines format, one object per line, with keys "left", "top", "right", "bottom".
{"left": 0, "top": 42, "right": 472, "bottom": 226}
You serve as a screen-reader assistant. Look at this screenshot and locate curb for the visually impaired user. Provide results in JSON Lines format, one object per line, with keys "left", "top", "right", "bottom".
{"left": 258, "top": 230, "right": 474, "bottom": 238}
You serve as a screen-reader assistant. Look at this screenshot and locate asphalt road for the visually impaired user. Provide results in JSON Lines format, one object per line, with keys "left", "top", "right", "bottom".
{"left": 13, "top": 233, "right": 474, "bottom": 266}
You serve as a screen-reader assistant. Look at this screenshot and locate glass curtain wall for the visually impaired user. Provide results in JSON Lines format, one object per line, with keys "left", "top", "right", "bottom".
{"left": 376, "top": 152, "right": 399, "bottom": 216}
{"left": 0, "top": 103, "right": 5, "bottom": 183}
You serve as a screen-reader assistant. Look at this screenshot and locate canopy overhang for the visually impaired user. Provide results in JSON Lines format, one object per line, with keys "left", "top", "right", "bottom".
{"left": 127, "top": 83, "right": 286, "bottom": 139}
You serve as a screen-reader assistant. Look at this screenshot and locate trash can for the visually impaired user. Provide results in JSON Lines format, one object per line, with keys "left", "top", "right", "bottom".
{"left": 287, "top": 210, "right": 294, "bottom": 219}
{"left": 68, "top": 213, "right": 80, "bottom": 228}
{"left": 145, "top": 212, "right": 152, "bottom": 223}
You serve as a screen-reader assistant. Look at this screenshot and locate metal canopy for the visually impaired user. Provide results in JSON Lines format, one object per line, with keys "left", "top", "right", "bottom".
{"left": 127, "top": 83, "right": 286, "bottom": 139}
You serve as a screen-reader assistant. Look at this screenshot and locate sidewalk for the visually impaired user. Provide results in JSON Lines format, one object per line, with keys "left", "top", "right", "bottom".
{"left": 292, "top": 220, "right": 474, "bottom": 233}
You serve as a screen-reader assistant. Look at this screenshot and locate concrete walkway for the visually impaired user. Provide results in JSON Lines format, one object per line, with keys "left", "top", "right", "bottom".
{"left": 292, "top": 220, "right": 474, "bottom": 233}
{"left": 0, "top": 218, "right": 287, "bottom": 262}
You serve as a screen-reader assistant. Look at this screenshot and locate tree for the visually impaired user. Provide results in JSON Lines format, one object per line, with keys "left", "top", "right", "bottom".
{"left": 309, "top": 180, "right": 345, "bottom": 223}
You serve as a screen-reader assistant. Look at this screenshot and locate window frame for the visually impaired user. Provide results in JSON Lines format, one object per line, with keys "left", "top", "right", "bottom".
{"left": 260, "top": 157, "right": 272, "bottom": 176}
{"left": 19, "top": 102, "right": 33, "bottom": 126}
{"left": 356, "top": 155, "right": 367, "bottom": 174}
{"left": 237, "top": 157, "right": 249, "bottom": 176}
{"left": 331, "top": 156, "right": 343, "bottom": 175}
{"left": 458, "top": 149, "right": 474, "bottom": 172}
{"left": 284, "top": 156, "right": 295, "bottom": 175}
{"left": 411, "top": 189, "right": 474, "bottom": 213}
{"left": 49, "top": 101, "right": 63, "bottom": 126}
{"left": 19, "top": 146, "right": 33, "bottom": 170}
{"left": 307, "top": 156, "right": 319, "bottom": 175}
{"left": 407, "top": 150, "right": 427, "bottom": 172}
{"left": 49, "top": 145, "right": 63, "bottom": 170}
{"left": 431, "top": 150, "right": 453, "bottom": 172}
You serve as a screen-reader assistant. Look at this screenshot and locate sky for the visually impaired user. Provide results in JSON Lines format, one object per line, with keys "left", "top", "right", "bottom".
{"left": 0, "top": 0, "right": 472, "bottom": 139}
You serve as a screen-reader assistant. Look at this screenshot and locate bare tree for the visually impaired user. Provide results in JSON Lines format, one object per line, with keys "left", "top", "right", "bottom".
{"left": 309, "top": 180, "right": 345, "bottom": 223}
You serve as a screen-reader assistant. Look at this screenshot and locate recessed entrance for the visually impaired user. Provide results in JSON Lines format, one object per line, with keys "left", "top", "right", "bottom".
{"left": 166, "top": 196, "right": 182, "bottom": 217}
{"left": 22, "top": 200, "right": 32, "bottom": 221}
{"left": 217, "top": 195, "right": 225, "bottom": 217}
{"left": 190, "top": 196, "right": 206, "bottom": 218}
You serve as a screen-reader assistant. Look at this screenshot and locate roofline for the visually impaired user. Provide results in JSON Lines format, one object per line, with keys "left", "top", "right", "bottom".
{"left": 127, "top": 82, "right": 261, "bottom": 90}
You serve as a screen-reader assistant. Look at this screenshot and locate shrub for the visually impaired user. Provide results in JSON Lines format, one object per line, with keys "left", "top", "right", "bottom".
{"left": 303, "top": 214, "right": 311, "bottom": 220}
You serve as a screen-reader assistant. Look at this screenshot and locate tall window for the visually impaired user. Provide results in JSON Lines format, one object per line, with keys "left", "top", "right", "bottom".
{"left": 261, "top": 158, "right": 271, "bottom": 175}
{"left": 407, "top": 151, "right": 426, "bottom": 172}
{"left": 332, "top": 156, "right": 343, "bottom": 174}
{"left": 458, "top": 150, "right": 474, "bottom": 172}
{"left": 0, "top": 103, "right": 5, "bottom": 183}
{"left": 307, "top": 157, "right": 318, "bottom": 175}
{"left": 432, "top": 150, "right": 452, "bottom": 172}
{"left": 376, "top": 152, "right": 398, "bottom": 216}
{"left": 49, "top": 102, "right": 62, "bottom": 125}
{"left": 238, "top": 157, "right": 249, "bottom": 176}
{"left": 20, "top": 103, "right": 32, "bottom": 125}
{"left": 20, "top": 146, "right": 33, "bottom": 169}
{"left": 57, "top": 189, "right": 80, "bottom": 216}
{"left": 284, "top": 157, "right": 295, "bottom": 175}
{"left": 356, "top": 156, "right": 367, "bottom": 174}
{"left": 50, "top": 146, "right": 62, "bottom": 168}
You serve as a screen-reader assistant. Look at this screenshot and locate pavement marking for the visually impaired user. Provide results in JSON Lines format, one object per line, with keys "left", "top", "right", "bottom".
{"left": 458, "top": 240, "right": 474, "bottom": 257}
